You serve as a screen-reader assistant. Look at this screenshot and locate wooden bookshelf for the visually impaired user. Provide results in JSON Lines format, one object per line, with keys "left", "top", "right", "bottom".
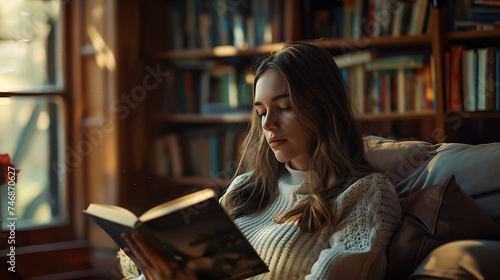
{"left": 137, "top": 1, "right": 500, "bottom": 191}
{"left": 156, "top": 112, "right": 436, "bottom": 124}
{"left": 155, "top": 113, "right": 251, "bottom": 124}
{"left": 314, "top": 34, "right": 433, "bottom": 50}
{"left": 153, "top": 43, "right": 286, "bottom": 59}
{"left": 450, "top": 111, "right": 500, "bottom": 119}
{"left": 152, "top": 35, "right": 433, "bottom": 60}
{"left": 359, "top": 111, "right": 436, "bottom": 121}
{"left": 446, "top": 29, "right": 500, "bottom": 40}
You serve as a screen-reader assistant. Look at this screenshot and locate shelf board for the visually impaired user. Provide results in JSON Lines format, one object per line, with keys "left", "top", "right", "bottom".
{"left": 155, "top": 113, "right": 251, "bottom": 124}
{"left": 313, "top": 34, "right": 432, "bottom": 50}
{"left": 359, "top": 111, "right": 436, "bottom": 121}
{"left": 153, "top": 43, "right": 285, "bottom": 59}
{"left": 453, "top": 111, "right": 500, "bottom": 119}
{"left": 162, "top": 176, "right": 231, "bottom": 188}
{"left": 446, "top": 29, "right": 500, "bottom": 40}
{"left": 152, "top": 35, "right": 433, "bottom": 59}
{"left": 156, "top": 112, "right": 436, "bottom": 124}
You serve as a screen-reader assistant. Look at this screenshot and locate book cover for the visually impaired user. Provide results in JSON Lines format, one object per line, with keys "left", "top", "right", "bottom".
{"left": 423, "top": 62, "right": 434, "bottom": 111}
{"left": 184, "top": 70, "right": 195, "bottom": 113}
{"left": 450, "top": 46, "right": 464, "bottom": 112}
{"left": 333, "top": 50, "right": 377, "bottom": 68}
{"left": 380, "top": 71, "right": 388, "bottom": 112}
{"left": 477, "top": 48, "right": 488, "bottom": 111}
{"left": 397, "top": 68, "right": 406, "bottom": 113}
{"left": 176, "top": 69, "right": 187, "bottom": 113}
{"left": 84, "top": 189, "right": 269, "bottom": 280}
{"left": 496, "top": 50, "right": 500, "bottom": 110}
{"left": 462, "top": 48, "right": 477, "bottom": 112}
{"left": 365, "top": 55, "right": 424, "bottom": 71}
{"left": 486, "top": 47, "right": 497, "bottom": 110}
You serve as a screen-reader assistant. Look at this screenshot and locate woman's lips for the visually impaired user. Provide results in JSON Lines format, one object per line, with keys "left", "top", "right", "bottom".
{"left": 270, "top": 139, "right": 286, "bottom": 148}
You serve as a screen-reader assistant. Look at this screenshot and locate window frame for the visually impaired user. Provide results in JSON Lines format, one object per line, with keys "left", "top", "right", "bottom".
{"left": 0, "top": 0, "right": 86, "bottom": 264}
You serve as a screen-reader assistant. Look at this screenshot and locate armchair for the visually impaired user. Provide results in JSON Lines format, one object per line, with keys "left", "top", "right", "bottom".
{"left": 364, "top": 135, "right": 500, "bottom": 279}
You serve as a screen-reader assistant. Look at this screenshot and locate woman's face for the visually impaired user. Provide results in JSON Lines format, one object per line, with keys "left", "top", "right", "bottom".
{"left": 254, "top": 70, "right": 311, "bottom": 171}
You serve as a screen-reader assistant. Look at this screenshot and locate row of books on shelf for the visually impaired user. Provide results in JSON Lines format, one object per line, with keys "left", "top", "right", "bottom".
{"left": 448, "top": 0, "right": 500, "bottom": 31}
{"left": 334, "top": 52, "right": 435, "bottom": 114}
{"left": 445, "top": 46, "right": 500, "bottom": 112}
{"left": 168, "top": 0, "right": 278, "bottom": 50}
{"left": 167, "top": 0, "right": 430, "bottom": 51}
{"left": 164, "top": 63, "right": 252, "bottom": 114}
{"left": 164, "top": 51, "right": 436, "bottom": 116}
{"left": 154, "top": 125, "right": 245, "bottom": 178}
{"left": 303, "top": 0, "right": 430, "bottom": 40}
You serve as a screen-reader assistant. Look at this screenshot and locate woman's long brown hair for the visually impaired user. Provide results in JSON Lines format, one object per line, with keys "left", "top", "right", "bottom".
{"left": 221, "top": 42, "right": 376, "bottom": 235}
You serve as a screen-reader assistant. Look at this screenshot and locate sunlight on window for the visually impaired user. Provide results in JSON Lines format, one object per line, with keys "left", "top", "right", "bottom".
{"left": 0, "top": 0, "right": 62, "bottom": 92}
{"left": 0, "top": 96, "right": 66, "bottom": 229}
{"left": 32, "top": 203, "right": 52, "bottom": 224}
{"left": 37, "top": 111, "right": 50, "bottom": 130}
{"left": 19, "top": 103, "right": 34, "bottom": 127}
{"left": 0, "top": 0, "right": 65, "bottom": 230}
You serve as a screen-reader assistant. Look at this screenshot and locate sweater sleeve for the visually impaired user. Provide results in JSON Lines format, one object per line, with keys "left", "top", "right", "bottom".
{"left": 219, "top": 171, "right": 253, "bottom": 205}
{"left": 305, "top": 173, "right": 402, "bottom": 280}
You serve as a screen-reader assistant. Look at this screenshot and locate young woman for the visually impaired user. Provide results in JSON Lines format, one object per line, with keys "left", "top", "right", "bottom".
{"left": 121, "top": 42, "right": 402, "bottom": 280}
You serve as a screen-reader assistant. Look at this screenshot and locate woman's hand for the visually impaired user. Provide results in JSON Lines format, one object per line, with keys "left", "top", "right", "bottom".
{"left": 121, "top": 233, "right": 197, "bottom": 280}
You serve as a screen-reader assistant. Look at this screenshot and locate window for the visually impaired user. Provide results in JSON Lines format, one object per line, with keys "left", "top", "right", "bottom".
{"left": 0, "top": 0, "right": 66, "bottom": 230}
{"left": 0, "top": 96, "right": 66, "bottom": 229}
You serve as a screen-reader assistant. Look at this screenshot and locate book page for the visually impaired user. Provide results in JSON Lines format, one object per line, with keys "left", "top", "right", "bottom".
{"left": 139, "top": 188, "right": 215, "bottom": 222}
{"left": 84, "top": 204, "right": 138, "bottom": 228}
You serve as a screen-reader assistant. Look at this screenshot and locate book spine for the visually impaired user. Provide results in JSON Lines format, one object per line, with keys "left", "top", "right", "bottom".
{"left": 477, "top": 48, "right": 488, "bottom": 111}
{"left": 462, "top": 49, "right": 476, "bottom": 112}
{"left": 486, "top": 47, "right": 496, "bottom": 110}
{"left": 397, "top": 68, "right": 406, "bottom": 113}
{"left": 450, "top": 46, "right": 464, "bottom": 112}
{"left": 176, "top": 70, "right": 186, "bottom": 113}
{"left": 496, "top": 50, "right": 500, "bottom": 110}
{"left": 184, "top": 70, "right": 195, "bottom": 113}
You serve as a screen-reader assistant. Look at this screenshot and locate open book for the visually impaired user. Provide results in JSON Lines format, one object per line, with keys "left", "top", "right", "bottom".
{"left": 84, "top": 188, "right": 268, "bottom": 280}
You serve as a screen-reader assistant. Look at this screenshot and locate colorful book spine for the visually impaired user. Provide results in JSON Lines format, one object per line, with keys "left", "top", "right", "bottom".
{"left": 450, "top": 46, "right": 464, "bottom": 112}
{"left": 477, "top": 48, "right": 488, "bottom": 111}
{"left": 462, "top": 49, "right": 476, "bottom": 112}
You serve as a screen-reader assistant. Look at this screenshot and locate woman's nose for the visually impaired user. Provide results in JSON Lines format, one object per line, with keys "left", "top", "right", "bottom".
{"left": 262, "top": 108, "right": 279, "bottom": 131}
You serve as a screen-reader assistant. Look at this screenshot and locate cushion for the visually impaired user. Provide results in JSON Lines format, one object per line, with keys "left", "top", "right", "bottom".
{"left": 364, "top": 135, "right": 500, "bottom": 227}
{"left": 363, "top": 135, "right": 437, "bottom": 194}
{"left": 385, "top": 175, "right": 500, "bottom": 280}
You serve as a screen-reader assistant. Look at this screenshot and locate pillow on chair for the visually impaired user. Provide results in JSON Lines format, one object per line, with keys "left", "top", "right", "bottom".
{"left": 385, "top": 175, "right": 500, "bottom": 280}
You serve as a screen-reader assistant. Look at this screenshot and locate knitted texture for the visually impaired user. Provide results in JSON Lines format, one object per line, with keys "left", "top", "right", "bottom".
{"left": 222, "top": 163, "right": 402, "bottom": 280}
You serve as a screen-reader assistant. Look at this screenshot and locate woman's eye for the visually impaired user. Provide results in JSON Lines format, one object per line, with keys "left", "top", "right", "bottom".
{"left": 281, "top": 107, "right": 292, "bottom": 111}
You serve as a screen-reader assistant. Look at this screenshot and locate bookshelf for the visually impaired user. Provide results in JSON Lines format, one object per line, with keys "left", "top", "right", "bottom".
{"left": 138, "top": 0, "right": 500, "bottom": 190}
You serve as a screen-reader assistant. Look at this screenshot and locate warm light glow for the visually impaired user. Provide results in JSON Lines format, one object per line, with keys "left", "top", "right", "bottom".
{"left": 92, "top": 2, "right": 104, "bottom": 20}
{"left": 0, "top": 97, "right": 12, "bottom": 105}
{"left": 33, "top": 39, "right": 48, "bottom": 64}
{"left": 86, "top": 24, "right": 116, "bottom": 71}
{"left": 37, "top": 111, "right": 50, "bottom": 130}
{"left": 213, "top": 45, "right": 238, "bottom": 57}
{"left": 245, "top": 72, "right": 253, "bottom": 84}
{"left": 256, "top": 42, "right": 285, "bottom": 53}
{"left": 32, "top": 202, "right": 52, "bottom": 224}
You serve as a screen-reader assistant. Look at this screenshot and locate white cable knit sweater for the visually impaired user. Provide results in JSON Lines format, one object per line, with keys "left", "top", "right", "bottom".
{"left": 122, "top": 163, "right": 402, "bottom": 280}
{"left": 221, "top": 163, "right": 402, "bottom": 280}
